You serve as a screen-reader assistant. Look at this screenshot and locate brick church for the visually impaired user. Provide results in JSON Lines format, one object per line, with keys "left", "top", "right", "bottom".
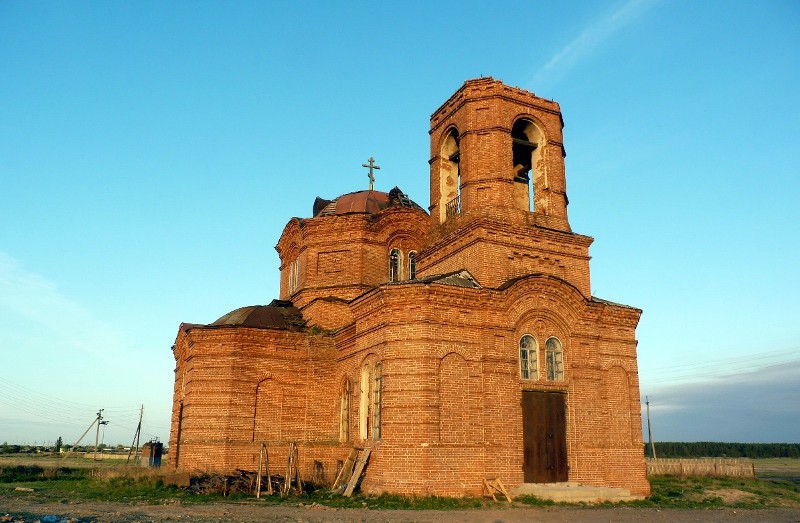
{"left": 169, "top": 77, "right": 650, "bottom": 498}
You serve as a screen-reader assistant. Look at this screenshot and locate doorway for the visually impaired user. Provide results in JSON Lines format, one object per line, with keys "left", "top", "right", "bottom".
{"left": 522, "top": 391, "right": 567, "bottom": 483}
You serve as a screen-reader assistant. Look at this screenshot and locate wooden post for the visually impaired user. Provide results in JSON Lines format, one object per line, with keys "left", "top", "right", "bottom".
{"left": 255, "top": 443, "right": 264, "bottom": 498}
{"left": 283, "top": 443, "right": 293, "bottom": 496}
{"left": 265, "top": 444, "right": 273, "bottom": 495}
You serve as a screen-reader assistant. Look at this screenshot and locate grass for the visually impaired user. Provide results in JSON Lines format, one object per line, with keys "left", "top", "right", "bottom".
{"left": 1, "top": 455, "right": 799, "bottom": 510}
{"left": 619, "top": 475, "right": 800, "bottom": 509}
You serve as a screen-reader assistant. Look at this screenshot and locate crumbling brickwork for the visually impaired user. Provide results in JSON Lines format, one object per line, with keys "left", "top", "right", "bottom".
{"left": 169, "top": 77, "right": 650, "bottom": 498}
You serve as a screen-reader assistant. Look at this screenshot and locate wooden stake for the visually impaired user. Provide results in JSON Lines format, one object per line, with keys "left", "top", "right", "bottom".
{"left": 255, "top": 443, "right": 264, "bottom": 498}
{"left": 265, "top": 444, "right": 273, "bottom": 495}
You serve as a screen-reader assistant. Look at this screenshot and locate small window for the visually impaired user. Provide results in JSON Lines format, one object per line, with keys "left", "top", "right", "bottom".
{"left": 408, "top": 251, "right": 417, "bottom": 280}
{"left": 545, "top": 337, "right": 564, "bottom": 381}
{"left": 288, "top": 258, "right": 300, "bottom": 293}
{"left": 519, "top": 335, "right": 537, "bottom": 379}
{"left": 389, "top": 248, "right": 401, "bottom": 282}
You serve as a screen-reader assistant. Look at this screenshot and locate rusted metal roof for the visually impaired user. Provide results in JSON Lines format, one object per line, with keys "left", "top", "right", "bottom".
{"left": 209, "top": 301, "right": 306, "bottom": 331}
{"left": 417, "top": 270, "right": 482, "bottom": 289}
{"left": 313, "top": 187, "right": 424, "bottom": 217}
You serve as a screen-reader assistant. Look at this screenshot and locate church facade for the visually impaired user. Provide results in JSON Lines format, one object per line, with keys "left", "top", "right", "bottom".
{"left": 168, "top": 77, "right": 650, "bottom": 497}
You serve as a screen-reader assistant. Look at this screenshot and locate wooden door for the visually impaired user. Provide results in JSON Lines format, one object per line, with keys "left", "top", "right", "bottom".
{"left": 522, "top": 391, "right": 567, "bottom": 483}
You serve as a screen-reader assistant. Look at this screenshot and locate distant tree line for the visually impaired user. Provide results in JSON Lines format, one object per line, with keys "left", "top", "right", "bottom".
{"left": 645, "top": 442, "right": 800, "bottom": 458}
{"left": 1, "top": 441, "right": 128, "bottom": 454}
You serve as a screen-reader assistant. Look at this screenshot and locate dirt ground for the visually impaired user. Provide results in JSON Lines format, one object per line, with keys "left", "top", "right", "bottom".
{"left": 1, "top": 499, "right": 800, "bottom": 523}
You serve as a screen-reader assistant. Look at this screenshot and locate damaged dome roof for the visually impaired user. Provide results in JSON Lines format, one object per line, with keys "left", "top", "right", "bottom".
{"left": 312, "top": 187, "right": 425, "bottom": 217}
{"left": 210, "top": 301, "right": 305, "bottom": 331}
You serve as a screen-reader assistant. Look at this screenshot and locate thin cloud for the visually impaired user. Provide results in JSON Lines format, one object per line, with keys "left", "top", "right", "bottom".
{"left": 0, "top": 251, "right": 128, "bottom": 363}
{"left": 643, "top": 361, "right": 800, "bottom": 442}
{"left": 529, "top": 0, "right": 662, "bottom": 90}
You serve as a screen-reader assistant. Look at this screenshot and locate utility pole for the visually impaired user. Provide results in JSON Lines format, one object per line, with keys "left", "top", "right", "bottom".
{"left": 65, "top": 411, "right": 100, "bottom": 460}
{"left": 126, "top": 405, "right": 144, "bottom": 466}
{"left": 645, "top": 396, "right": 657, "bottom": 460}
{"left": 93, "top": 409, "right": 108, "bottom": 460}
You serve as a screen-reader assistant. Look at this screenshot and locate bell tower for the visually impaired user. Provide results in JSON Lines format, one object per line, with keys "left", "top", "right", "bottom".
{"left": 420, "top": 78, "right": 593, "bottom": 295}
{"left": 428, "top": 77, "right": 570, "bottom": 231}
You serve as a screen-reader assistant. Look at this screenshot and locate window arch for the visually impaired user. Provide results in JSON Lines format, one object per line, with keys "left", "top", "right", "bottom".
{"left": 519, "top": 334, "right": 538, "bottom": 380}
{"left": 439, "top": 128, "right": 461, "bottom": 222}
{"left": 511, "top": 119, "right": 544, "bottom": 212}
{"left": 545, "top": 337, "right": 564, "bottom": 381}
{"left": 408, "top": 251, "right": 417, "bottom": 280}
{"left": 389, "top": 248, "right": 401, "bottom": 282}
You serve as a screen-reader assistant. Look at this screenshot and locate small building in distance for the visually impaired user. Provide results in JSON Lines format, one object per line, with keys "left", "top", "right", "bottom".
{"left": 169, "top": 77, "right": 650, "bottom": 498}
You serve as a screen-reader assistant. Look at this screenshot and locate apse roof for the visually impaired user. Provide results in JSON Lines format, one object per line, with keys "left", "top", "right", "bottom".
{"left": 209, "top": 300, "right": 306, "bottom": 331}
{"left": 313, "top": 186, "right": 425, "bottom": 217}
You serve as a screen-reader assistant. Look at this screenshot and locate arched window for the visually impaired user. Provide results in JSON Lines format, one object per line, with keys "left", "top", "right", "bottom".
{"left": 511, "top": 119, "right": 544, "bottom": 212}
{"left": 372, "top": 362, "right": 382, "bottom": 439}
{"left": 357, "top": 361, "right": 382, "bottom": 440}
{"left": 359, "top": 364, "right": 370, "bottom": 440}
{"left": 440, "top": 128, "right": 461, "bottom": 222}
{"left": 545, "top": 337, "right": 564, "bottom": 381}
{"left": 339, "top": 379, "right": 351, "bottom": 443}
{"left": 519, "top": 335, "right": 538, "bottom": 380}
{"left": 389, "top": 248, "right": 401, "bottom": 282}
{"left": 408, "top": 251, "right": 417, "bottom": 280}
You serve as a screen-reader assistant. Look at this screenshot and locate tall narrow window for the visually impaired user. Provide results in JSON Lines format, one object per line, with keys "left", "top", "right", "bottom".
{"left": 289, "top": 258, "right": 300, "bottom": 293}
{"left": 545, "top": 337, "right": 564, "bottom": 381}
{"left": 440, "top": 128, "right": 461, "bottom": 222}
{"left": 408, "top": 251, "right": 417, "bottom": 280}
{"left": 519, "top": 335, "right": 537, "bottom": 380}
{"left": 359, "top": 364, "right": 370, "bottom": 440}
{"left": 511, "top": 119, "right": 543, "bottom": 212}
{"left": 389, "top": 248, "right": 401, "bottom": 282}
{"left": 339, "top": 380, "right": 351, "bottom": 443}
{"left": 372, "top": 362, "right": 382, "bottom": 439}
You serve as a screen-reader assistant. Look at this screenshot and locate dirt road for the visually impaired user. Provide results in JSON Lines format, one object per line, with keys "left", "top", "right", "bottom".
{"left": 2, "top": 499, "right": 799, "bottom": 523}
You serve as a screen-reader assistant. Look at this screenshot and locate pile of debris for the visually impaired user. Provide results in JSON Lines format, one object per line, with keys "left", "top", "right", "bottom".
{"left": 185, "top": 470, "right": 297, "bottom": 497}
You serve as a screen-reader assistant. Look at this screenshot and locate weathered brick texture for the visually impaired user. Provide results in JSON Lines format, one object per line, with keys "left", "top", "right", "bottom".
{"left": 169, "top": 77, "right": 649, "bottom": 498}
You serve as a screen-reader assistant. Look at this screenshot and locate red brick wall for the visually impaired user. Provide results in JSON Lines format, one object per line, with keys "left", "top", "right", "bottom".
{"left": 168, "top": 77, "right": 649, "bottom": 498}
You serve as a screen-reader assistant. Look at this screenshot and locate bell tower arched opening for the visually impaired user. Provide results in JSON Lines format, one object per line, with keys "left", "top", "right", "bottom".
{"left": 512, "top": 119, "right": 544, "bottom": 213}
{"left": 438, "top": 128, "right": 461, "bottom": 223}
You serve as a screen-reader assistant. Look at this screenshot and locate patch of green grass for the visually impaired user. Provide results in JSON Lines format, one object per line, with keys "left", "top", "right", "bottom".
{"left": 625, "top": 475, "right": 800, "bottom": 509}
{"left": 514, "top": 494, "right": 560, "bottom": 507}
{"left": 0, "top": 465, "right": 87, "bottom": 483}
{"left": 3, "top": 463, "right": 798, "bottom": 510}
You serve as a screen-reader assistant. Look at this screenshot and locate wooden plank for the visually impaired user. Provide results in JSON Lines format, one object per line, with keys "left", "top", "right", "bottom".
{"left": 293, "top": 443, "right": 302, "bottom": 494}
{"left": 495, "top": 478, "right": 512, "bottom": 502}
{"left": 483, "top": 479, "right": 497, "bottom": 501}
{"left": 483, "top": 478, "right": 512, "bottom": 502}
{"left": 255, "top": 443, "right": 264, "bottom": 497}
{"left": 343, "top": 448, "right": 371, "bottom": 497}
{"left": 332, "top": 447, "right": 359, "bottom": 490}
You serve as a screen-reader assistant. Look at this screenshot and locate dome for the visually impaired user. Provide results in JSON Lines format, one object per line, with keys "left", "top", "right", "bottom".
{"left": 210, "top": 301, "right": 305, "bottom": 331}
{"left": 313, "top": 186, "right": 424, "bottom": 217}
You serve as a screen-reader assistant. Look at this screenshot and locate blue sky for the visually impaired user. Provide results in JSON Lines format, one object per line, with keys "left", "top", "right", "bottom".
{"left": 1, "top": 0, "right": 798, "bottom": 446}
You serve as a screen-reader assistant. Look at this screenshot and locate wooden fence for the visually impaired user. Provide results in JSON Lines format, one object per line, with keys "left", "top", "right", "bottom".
{"left": 646, "top": 458, "right": 756, "bottom": 478}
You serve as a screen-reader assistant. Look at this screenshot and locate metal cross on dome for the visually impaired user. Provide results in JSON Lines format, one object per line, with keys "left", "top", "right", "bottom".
{"left": 362, "top": 156, "right": 381, "bottom": 191}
